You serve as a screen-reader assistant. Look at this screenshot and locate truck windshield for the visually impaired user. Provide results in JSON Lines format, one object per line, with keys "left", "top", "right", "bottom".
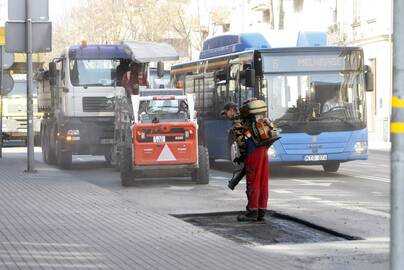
{"left": 69, "top": 59, "right": 120, "bottom": 87}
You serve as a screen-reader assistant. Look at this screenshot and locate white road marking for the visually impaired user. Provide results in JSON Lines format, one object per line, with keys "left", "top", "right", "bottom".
{"left": 297, "top": 196, "right": 390, "bottom": 218}
{"left": 272, "top": 189, "right": 293, "bottom": 194}
{"left": 342, "top": 173, "right": 390, "bottom": 183}
{"left": 211, "top": 176, "right": 228, "bottom": 180}
{"left": 300, "top": 196, "right": 320, "bottom": 200}
{"left": 291, "top": 179, "right": 332, "bottom": 187}
{"left": 164, "top": 186, "right": 195, "bottom": 191}
{"left": 319, "top": 199, "right": 390, "bottom": 218}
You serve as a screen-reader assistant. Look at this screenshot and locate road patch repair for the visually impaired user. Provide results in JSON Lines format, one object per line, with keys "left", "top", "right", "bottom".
{"left": 175, "top": 211, "right": 362, "bottom": 246}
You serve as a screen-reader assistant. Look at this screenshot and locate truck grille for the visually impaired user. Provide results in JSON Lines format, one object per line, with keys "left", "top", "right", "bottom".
{"left": 82, "top": 97, "right": 112, "bottom": 112}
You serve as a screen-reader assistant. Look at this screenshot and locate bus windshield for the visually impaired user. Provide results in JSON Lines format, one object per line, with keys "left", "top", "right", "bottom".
{"left": 69, "top": 59, "right": 120, "bottom": 87}
{"left": 264, "top": 71, "right": 366, "bottom": 132}
{"left": 262, "top": 50, "right": 366, "bottom": 132}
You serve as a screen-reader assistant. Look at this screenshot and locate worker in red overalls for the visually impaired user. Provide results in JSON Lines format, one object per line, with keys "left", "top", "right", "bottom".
{"left": 121, "top": 62, "right": 148, "bottom": 96}
{"left": 222, "top": 100, "right": 279, "bottom": 222}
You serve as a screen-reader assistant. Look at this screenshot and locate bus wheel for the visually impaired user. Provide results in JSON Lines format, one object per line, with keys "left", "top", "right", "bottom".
{"left": 192, "top": 145, "right": 209, "bottom": 184}
{"left": 322, "top": 162, "right": 340, "bottom": 172}
{"left": 120, "top": 147, "right": 134, "bottom": 186}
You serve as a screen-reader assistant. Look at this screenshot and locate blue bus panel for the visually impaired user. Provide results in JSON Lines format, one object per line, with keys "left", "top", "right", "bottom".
{"left": 269, "top": 129, "right": 368, "bottom": 163}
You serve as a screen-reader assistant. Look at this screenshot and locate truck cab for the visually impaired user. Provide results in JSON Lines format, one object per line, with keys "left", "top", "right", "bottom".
{"left": 37, "top": 44, "right": 132, "bottom": 168}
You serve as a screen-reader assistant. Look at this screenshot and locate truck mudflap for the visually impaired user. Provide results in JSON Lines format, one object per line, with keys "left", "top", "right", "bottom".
{"left": 133, "top": 122, "right": 197, "bottom": 166}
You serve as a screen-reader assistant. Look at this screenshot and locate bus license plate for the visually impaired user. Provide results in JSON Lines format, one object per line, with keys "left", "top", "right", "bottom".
{"left": 304, "top": 155, "right": 328, "bottom": 162}
{"left": 153, "top": 136, "right": 166, "bottom": 143}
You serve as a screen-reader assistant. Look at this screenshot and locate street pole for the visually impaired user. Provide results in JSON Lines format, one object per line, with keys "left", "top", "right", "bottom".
{"left": 26, "top": 0, "right": 35, "bottom": 172}
{"left": 391, "top": 0, "right": 404, "bottom": 269}
{"left": 0, "top": 47, "right": 3, "bottom": 158}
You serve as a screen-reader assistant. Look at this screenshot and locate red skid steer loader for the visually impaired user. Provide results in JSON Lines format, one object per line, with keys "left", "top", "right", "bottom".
{"left": 119, "top": 89, "right": 209, "bottom": 186}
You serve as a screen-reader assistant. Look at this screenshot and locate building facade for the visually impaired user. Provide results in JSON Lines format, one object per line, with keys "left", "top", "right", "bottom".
{"left": 328, "top": 0, "right": 393, "bottom": 143}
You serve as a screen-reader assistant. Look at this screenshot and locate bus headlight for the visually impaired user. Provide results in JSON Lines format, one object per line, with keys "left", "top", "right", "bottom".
{"left": 354, "top": 141, "right": 367, "bottom": 154}
{"left": 267, "top": 145, "right": 276, "bottom": 158}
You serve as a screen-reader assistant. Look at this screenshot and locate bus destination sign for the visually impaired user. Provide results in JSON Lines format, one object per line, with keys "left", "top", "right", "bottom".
{"left": 263, "top": 52, "right": 361, "bottom": 73}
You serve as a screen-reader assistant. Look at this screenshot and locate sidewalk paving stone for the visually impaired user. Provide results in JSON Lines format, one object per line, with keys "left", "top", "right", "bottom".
{"left": 0, "top": 155, "right": 297, "bottom": 270}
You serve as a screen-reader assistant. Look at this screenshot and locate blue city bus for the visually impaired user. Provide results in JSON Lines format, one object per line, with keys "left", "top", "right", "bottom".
{"left": 171, "top": 33, "right": 373, "bottom": 172}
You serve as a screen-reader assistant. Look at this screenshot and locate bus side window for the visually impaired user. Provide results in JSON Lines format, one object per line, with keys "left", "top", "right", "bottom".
{"left": 203, "top": 73, "right": 215, "bottom": 114}
{"left": 194, "top": 77, "right": 203, "bottom": 112}
{"left": 185, "top": 75, "right": 194, "bottom": 94}
{"left": 228, "top": 79, "right": 237, "bottom": 103}
{"left": 216, "top": 84, "right": 227, "bottom": 114}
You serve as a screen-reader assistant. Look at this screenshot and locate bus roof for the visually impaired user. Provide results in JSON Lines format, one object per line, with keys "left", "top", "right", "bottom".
{"left": 172, "top": 49, "right": 255, "bottom": 70}
{"left": 256, "top": 46, "right": 362, "bottom": 54}
{"left": 172, "top": 46, "right": 362, "bottom": 71}
{"left": 199, "top": 33, "right": 270, "bottom": 59}
{"left": 68, "top": 44, "right": 131, "bottom": 60}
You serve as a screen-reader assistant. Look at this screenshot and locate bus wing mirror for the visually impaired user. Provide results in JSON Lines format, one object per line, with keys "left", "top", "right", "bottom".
{"left": 245, "top": 68, "right": 255, "bottom": 88}
{"left": 157, "top": 61, "right": 165, "bottom": 78}
{"left": 49, "top": 62, "right": 57, "bottom": 86}
{"left": 364, "top": 65, "right": 374, "bottom": 92}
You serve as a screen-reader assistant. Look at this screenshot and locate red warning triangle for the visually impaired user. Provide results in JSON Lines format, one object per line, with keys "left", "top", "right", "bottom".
{"left": 157, "top": 144, "right": 176, "bottom": 161}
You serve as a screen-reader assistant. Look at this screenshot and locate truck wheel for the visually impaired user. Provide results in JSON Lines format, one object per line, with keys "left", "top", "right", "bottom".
{"left": 57, "top": 149, "right": 72, "bottom": 169}
{"left": 322, "top": 162, "right": 340, "bottom": 172}
{"left": 192, "top": 145, "right": 209, "bottom": 184}
{"left": 42, "top": 126, "right": 57, "bottom": 165}
{"left": 120, "top": 147, "right": 134, "bottom": 186}
{"left": 41, "top": 128, "right": 48, "bottom": 164}
{"left": 104, "top": 150, "right": 112, "bottom": 165}
{"left": 56, "top": 140, "right": 72, "bottom": 169}
{"left": 34, "top": 135, "right": 41, "bottom": 146}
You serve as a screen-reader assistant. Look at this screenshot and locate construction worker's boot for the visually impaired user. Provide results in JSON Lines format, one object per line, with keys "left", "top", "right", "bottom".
{"left": 257, "top": 209, "right": 266, "bottom": 222}
{"left": 237, "top": 209, "right": 258, "bottom": 222}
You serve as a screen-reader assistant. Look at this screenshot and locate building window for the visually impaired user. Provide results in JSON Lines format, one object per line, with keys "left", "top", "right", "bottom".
{"left": 294, "top": 0, "right": 304, "bottom": 12}
{"left": 353, "top": 0, "right": 361, "bottom": 25}
{"left": 365, "top": 0, "right": 377, "bottom": 23}
{"left": 263, "top": 9, "right": 270, "bottom": 24}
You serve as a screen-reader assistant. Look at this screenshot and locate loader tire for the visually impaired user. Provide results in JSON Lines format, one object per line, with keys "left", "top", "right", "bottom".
{"left": 120, "top": 147, "right": 134, "bottom": 186}
{"left": 192, "top": 145, "right": 209, "bottom": 184}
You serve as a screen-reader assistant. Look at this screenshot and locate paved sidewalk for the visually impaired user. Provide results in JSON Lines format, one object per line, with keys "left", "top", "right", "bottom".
{"left": 0, "top": 155, "right": 296, "bottom": 270}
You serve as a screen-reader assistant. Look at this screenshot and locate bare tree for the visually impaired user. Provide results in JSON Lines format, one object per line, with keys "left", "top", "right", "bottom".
{"left": 50, "top": 0, "right": 219, "bottom": 60}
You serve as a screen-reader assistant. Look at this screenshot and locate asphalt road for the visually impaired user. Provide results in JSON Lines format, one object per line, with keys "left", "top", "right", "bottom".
{"left": 4, "top": 146, "right": 390, "bottom": 270}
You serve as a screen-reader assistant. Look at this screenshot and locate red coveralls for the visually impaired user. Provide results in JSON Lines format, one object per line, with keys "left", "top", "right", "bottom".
{"left": 244, "top": 145, "right": 269, "bottom": 210}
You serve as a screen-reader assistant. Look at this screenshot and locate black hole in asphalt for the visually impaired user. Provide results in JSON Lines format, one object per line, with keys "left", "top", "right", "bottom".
{"left": 174, "top": 211, "right": 362, "bottom": 246}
